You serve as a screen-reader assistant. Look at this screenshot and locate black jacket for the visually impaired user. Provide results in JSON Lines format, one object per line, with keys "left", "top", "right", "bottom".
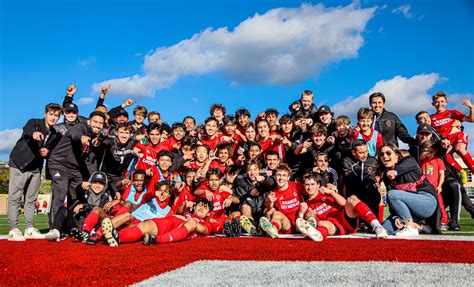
{"left": 289, "top": 100, "right": 318, "bottom": 119}
{"left": 10, "top": 118, "right": 60, "bottom": 172}
{"left": 372, "top": 109, "right": 415, "bottom": 146}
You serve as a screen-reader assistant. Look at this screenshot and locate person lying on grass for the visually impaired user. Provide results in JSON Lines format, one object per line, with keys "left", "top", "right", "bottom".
{"left": 102, "top": 198, "right": 213, "bottom": 247}
{"left": 295, "top": 173, "right": 388, "bottom": 241}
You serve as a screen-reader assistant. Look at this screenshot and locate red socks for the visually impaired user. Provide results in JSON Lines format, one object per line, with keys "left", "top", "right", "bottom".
{"left": 354, "top": 201, "right": 377, "bottom": 223}
{"left": 271, "top": 222, "right": 281, "bottom": 231}
{"left": 378, "top": 205, "right": 385, "bottom": 222}
{"left": 82, "top": 212, "right": 99, "bottom": 233}
{"left": 157, "top": 225, "right": 189, "bottom": 243}
{"left": 446, "top": 154, "right": 463, "bottom": 171}
{"left": 118, "top": 226, "right": 143, "bottom": 243}
{"left": 460, "top": 152, "right": 474, "bottom": 172}
{"left": 438, "top": 193, "right": 449, "bottom": 225}
{"left": 316, "top": 226, "right": 329, "bottom": 239}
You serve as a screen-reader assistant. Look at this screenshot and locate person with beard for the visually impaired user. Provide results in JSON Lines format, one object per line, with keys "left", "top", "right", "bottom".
{"left": 47, "top": 111, "right": 106, "bottom": 230}
{"left": 43, "top": 171, "right": 112, "bottom": 241}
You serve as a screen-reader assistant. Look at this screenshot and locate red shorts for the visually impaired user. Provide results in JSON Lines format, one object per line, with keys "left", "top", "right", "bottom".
{"left": 447, "top": 131, "right": 468, "bottom": 146}
{"left": 151, "top": 216, "right": 185, "bottom": 235}
{"left": 328, "top": 210, "right": 358, "bottom": 235}
{"left": 279, "top": 213, "right": 297, "bottom": 234}
{"left": 132, "top": 217, "right": 141, "bottom": 225}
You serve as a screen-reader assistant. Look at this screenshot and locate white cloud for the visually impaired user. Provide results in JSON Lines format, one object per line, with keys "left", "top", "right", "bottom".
{"left": 333, "top": 73, "right": 440, "bottom": 119}
{"left": 79, "top": 57, "right": 96, "bottom": 67}
{"left": 392, "top": 4, "right": 414, "bottom": 18}
{"left": 76, "top": 97, "right": 95, "bottom": 105}
{"left": 93, "top": 3, "right": 376, "bottom": 98}
{"left": 0, "top": 129, "right": 22, "bottom": 159}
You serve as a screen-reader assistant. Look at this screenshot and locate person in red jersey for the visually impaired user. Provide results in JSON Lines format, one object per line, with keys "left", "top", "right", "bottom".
{"left": 133, "top": 123, "right": 165, "bottom": 172}
{"left": 171, "top": 168, "right": 197, "bottom": 214}
{"left": 160, "top": 123, "right": 186, "bottom": 152}
{"left": 210, "top": 143, "right": 233, "bottom": 174}
{"left": 102, "top": 198, "right": 214, "bottom": 246}
{"left": 296, "top": 173, "right": 388, "bottom": 241}
{"left": 235, "top": 108, "right": 251, "bottom": 136}
{"left": 194, "top": 168, "right": 239, "bottom": 234}
{"left": 149, "top": 150, "right": 183, "bottom": 190}
{"left": 430, "top": 91, "right": 474, "bottom": 172}
{"left": 259, "top": 164, "right": 305, "bottom": 238}
{"left": 256, "top": 119, "right": 284, "bottom": 157}
{"left": 220, "top": 116, "right": 245, "bottom": 149}
{"left": 200, "top": 117, "right": 223, "bottom": 150}
{"left": 352, "top": 108, "right": 383, "bottom": 158}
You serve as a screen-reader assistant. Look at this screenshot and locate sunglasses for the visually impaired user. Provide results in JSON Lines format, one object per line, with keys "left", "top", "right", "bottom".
{"left": 379, "top": 151, "right": 393, "bottom": 157}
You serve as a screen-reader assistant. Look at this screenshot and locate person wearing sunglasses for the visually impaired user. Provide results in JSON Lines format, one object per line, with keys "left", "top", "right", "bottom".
{"left": 379, "top": 144, "right": 440, "bottom": 237}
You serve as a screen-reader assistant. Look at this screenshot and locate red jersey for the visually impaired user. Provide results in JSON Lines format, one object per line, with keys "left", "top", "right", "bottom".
{"left": 430, "top": 110, "right": 465, "bottom": 138}
{"left": 121, "top": 184, "right": 151, "bottom": 206}
{"left": 160, "top": 137, "right": 180, "bottom": 151}
{"left": 306, "top": 192, "right": 341, "bottom": 220}
{"left": 421, "top": 157, "right": 446, "bottom": 187}
{"left": 198, "top": 184, "right": 231, "bottom": 219}
{"left": 134, "top": 142, "right": 165, "bottom": 170}
{"left": 201, "top": 134, "right": 223, "bottom": 150}
{"left": 210, "top": 159, "right": 227, "bottom": 174}
{"left": 184, "top": 213, "right": 213, "bottom": 237}
{"left": 273, "top": 182, "right": 304, "bottom": 216}
{"left": 171, "top": 185, "right": 196, "bottom": 213}
{"left": 258, "top": 132, "right": 285, "bottom": 158}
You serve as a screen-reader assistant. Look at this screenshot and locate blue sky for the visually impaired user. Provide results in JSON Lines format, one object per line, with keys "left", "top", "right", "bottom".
{"left": 0, "top": 0, "right": 473, "bottom": 160}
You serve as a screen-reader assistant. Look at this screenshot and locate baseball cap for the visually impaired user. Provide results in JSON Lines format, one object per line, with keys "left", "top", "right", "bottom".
{"left": 90, "top": 171, "right": 107, "bottom": 184}
{"left": 64, "top": 103, "right": 78, "bottom": 113}
{"left": 318, "top": 105, "right": 332, "bottom": 114}
{"left": 417, "top": 123, "right": 432, "bottom": 134}
{"left": 115, "top": 109, "right": 129, "bottom": 119}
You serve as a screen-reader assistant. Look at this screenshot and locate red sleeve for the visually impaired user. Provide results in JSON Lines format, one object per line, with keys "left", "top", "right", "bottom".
{"left": 376, "top": 132, "right": 384, "bottom": 152}
{"left": 134, "top": 143, "right": 146, "bottom": 152}
{"left": 209, "top": 160, "right": 220, "bottom": 170}
{"left": 141, "top": 190, "right": 155, "bottom": 203}
{"left": 453, "top": 110, "right": 466, "bottom": 121}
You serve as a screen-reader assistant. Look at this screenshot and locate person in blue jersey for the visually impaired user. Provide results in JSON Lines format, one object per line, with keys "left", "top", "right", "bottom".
{"left": 351, "top": 108, "right": 383, "bottom": 158}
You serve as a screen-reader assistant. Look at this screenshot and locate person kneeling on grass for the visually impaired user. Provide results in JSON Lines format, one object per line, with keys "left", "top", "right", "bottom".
{"left": 296, "top": 173, "right": 388, "bottom": 241}
{"left": 102, "top": 198, "right": 213, "bottom": 247}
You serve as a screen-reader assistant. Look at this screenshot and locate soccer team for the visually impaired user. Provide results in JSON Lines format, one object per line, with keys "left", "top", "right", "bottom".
{"left": 7, "top": 83, "right": 474, "bottom": 245}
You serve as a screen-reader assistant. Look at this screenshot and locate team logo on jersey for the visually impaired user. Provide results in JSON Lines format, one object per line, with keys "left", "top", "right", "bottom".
{"left": 322, "top": 197, "right": 326, "bottom": 202}
{"left": 216, "top": 195, "right": 221, "bottom": 200}
{"left": 293, "top": 192, "right": 297, "bottom": 197}
{"left": 386, "top": 120, "right": 392, "bottom": 128}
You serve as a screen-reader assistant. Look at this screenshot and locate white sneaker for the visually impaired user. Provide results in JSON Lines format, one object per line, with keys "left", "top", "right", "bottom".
{"left": 307, "top": 217, "right": 318, "bottom": 229}
{"left": 24, "top": 227, "right": 45, "bottom": 239}
{"left": 44, "top": 229, "right": 60, "bottom": 241}
{"left": 296, "top": 218, "right": 323, "bottom": 242}
{"left": 259, "top": 217, "right": 279, "bottom": 238}
{"left": 395, "top": 226, "right": 419, "bottom": 237}
{"left": 8, "top": 228, "right": 26, "bottom": 241}
{"left": 374, "top": 226, "right": 388, "bottom": 239}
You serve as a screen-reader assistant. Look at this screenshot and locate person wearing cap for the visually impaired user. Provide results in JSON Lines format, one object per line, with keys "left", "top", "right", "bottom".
{"left": 43, "top": 171, "right": 112, "bottom": 241}
{"left": 8, "top": 103, "right": 63, "bottom": 241}
{"left": 47, "top": 111, "right": 106, "bottom": 230}
{"left": 56, "top": 83, "right": 89, "bottom": 136}
{"left": 369, "top": 92, "right": 415, "bottom": 146}
{"left": 315, "top": 105, "right": 336, "bottom": 136}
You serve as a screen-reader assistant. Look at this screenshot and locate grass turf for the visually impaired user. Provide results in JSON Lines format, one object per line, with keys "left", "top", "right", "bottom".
{"left": 0, "top": 208, "right": 473, "bottom": 235}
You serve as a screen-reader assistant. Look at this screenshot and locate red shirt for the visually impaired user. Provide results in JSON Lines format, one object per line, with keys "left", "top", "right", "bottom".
{"left": 160, "top": 137, "right": 180, "bottom": 151}
{"left": 273, "top": 182, "right": 304, "bottom": 216}
{"left": 306, "top": 192, "right": 341, "bottom": 220}
{"left": 184, "top": 213, "right": 213, "bottom": 237}
{"left": 171, "top": 185, "right": 196, "bottom": 213}
{"left": 430, "top": 110, "right": 465, "bottom": 138}
{"left": 198, "top": 184, "right": 231, "bottom": 219}
{"left": 201, "top": 134, "right": 223, "bottom": 150}
{"left": 421, "top": 157, "right": 446, "bottom": 188}
{"left": 134, "top": 142, "right": 165, "bottom": 170}
{"left": 210, "top": 160, "right": 227, "bottom": 174}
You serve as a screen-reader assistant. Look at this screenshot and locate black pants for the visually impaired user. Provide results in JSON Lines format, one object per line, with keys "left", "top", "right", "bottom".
{"left": 48, "top": 167, "right": 83, "bottom": 228}
{"left": 442, "top": 179, "right": 474, "bottom": 221}
{"left": 51, "top": 206, "right": 84, "bottom": 234}
{"left": 346, "top": 180, "right": 381, "bottom": 223}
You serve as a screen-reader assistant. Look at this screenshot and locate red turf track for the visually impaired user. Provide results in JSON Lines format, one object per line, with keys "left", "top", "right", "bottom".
{"left": 1, "top": 237, "right": 473, "bottom": 286}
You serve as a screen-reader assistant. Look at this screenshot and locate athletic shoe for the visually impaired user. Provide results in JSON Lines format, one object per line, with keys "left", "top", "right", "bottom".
{"left": 459, "top": 170, "right": 468, "bottom": 184}
{"left": 44, "top": 229, "right": 60, "bottom": 241}
{"left": 307, "top": 217, "right": 318, "bottom": 229}
{"left": 374, "top": 226, "right": 388, "bottom": 239}
{"left": 259, "top": 217, "right": 279, "bottom": 238}
{"left": 296, "top": 218, "right": 323, "bottom": 242}
{"left": 85, "top": 233, "right": 102, "bottom": 245}
{"left": 223, "top": 221, "right": 234, "bottom": 238}
{"left": 70, "top": 228, "right": 89, "bottom": 242}
{"left": 439, "top": 223, "right": 449, "bottom": 232}
{"left": 143, "top": 234, "right": 157, "bottom": 246}
{"left": 24, "top": 227, "right": 45, "bottom": 239}
{"left": 448, "top": 220, "right": 461, "bottom": 231}
{"left": 395, "top": 226, "right": 419, "bottom": 237}
{"left": 102, "top": 218, "right": 119, "bottom": 247}
{"left": 230, "top": 218, "right": 242, "bottom": 237}
{"left": 8, "top": 228, "right": 26, "bottom": 242}
{"left": 240, "top": 216, "right": 257, "bottom": 236}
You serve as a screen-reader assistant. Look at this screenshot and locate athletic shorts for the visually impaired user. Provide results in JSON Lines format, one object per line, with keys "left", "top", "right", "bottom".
{"left": 328, "top": 210, "right": 358, "bottom": 235}
{"left": 447, "top": 131, "right": 468, "bottom": 146}
{"left": 151, "top": 216, "right": 185, "bottom": 235}
{"left": 279, "top": 213, "right": 297, "bottom": 234}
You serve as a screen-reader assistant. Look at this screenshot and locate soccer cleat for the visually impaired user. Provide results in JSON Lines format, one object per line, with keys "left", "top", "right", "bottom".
{"left": 296, "top": 218, "right": 323, "bottom": 242}
{"left": 143, "top": 234, "right": 157, "bottom": 246}
{"left": 459, "top": 170, "right": 468, "bottom": 184}
{"left": 259, "top": 217, "right": 279, "bottom": 238}
{"left": 44, "top": 229, "right": 61, "bottom": 241}
{"left": 448, "top": 220, "right": 461, "bottom": 231}
{"left": 8, "top": 228, "right": 26, "bottom": 242}
{"left": 395, "top": 226, "right": 419, "bottom": 237}
{"left": 102, "top": 218, "right": 119, "bottom": 247}
{"left": 85, "top": 232, "right": 102, "bottom": 245}
{"left": 230, "top": 218, "right": 242, "bottom": 237}
{"left": 307, "top": 217, "right": 318, "bottom": 229}
{"left": 439, "top": 223, "right": 449, "bottom": 232}
{"left": 223, "top": 221, "right": 234, "bottom": 238}
{"left": 70, "top": 228, "right": 89, "bottom": 242}
{"left": 374, "top": 226, "right": 388, "bottom": 239}
{"left": 24, "top": 227, "right": 45, "bottom": 239}
{"left": 240, "top": 216, "right": 257, "bottom": 236}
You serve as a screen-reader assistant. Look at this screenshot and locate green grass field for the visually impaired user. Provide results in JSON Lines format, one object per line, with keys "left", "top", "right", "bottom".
{"left": 1, "top": 209, "right": 473, "bottom": 236}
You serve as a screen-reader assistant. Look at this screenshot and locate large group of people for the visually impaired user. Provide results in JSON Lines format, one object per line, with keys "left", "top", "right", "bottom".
{"left": 7, "top": 83, "right": 474, "bottom": 246}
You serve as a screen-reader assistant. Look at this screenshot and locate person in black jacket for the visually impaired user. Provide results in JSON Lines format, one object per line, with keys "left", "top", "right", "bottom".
{"left": 379, "top": 144, "right": 439, "bottom": 237}
{"left": 47, "top": 111, "right": 106, "bottom": 230}
{"left": 369, "top": 92, "right": 415, "bottom": 146}
{"left": 8, "top": 103, "right": 62, "bottom": 241}
{"left": 288, "top": 90, "right": 318, "bottom": 120}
